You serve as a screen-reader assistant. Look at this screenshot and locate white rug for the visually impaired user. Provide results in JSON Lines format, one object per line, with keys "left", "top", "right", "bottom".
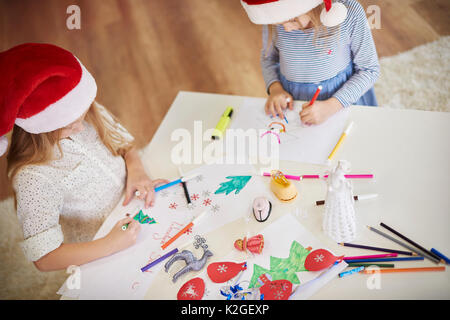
{"left": 375, "top": 36, "right": 450, "bottom": 112}
{"left": 1, "top": 37, "right": 449, "bottom": 300}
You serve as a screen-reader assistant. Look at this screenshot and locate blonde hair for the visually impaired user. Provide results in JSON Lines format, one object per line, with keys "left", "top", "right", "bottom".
{"left": 7, "top": 101, "right": 133, "bottom": 186}
{"left": 265, "top": 4, "right": 339, "bottom": 55}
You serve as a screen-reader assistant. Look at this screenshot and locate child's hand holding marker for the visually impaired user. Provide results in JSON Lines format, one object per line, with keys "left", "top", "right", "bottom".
{"left": 265, "top": 81, "right": 294, "bottom": 119}
{"left": 123, "top": 172, "right": 170, "bottom": 209}
{"left": 106, "top": 215, "right": 141, "bottom": 253}
{"left": 300, "top": 98, "right": 343, "bottom": 125}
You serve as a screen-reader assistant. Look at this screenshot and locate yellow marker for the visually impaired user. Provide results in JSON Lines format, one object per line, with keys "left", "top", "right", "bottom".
{"left": 328, "top": 121, "right": 354, "bottom": 160}
{"left": 211, "top": 107, "right": 233, "bottom": 140}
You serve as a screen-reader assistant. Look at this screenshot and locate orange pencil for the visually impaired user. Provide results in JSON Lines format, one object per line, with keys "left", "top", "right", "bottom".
{"left": 363, "top": 266, "right": 445, "bottom": 274}
{"left": 161, "top": 211, "right": 207, "bottom": 250}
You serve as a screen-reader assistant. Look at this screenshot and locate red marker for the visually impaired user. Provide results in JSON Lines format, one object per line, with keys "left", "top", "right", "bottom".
{"left": 308, "top": 85, "right": 322, "bottom": 106}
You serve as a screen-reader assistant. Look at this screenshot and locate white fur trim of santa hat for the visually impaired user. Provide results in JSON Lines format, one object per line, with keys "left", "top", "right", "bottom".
{"left": 14, "top": 59, "right": 97, "bottom": 134}
{"left": 241, "top": 0, "right": 347, "bottom": 27}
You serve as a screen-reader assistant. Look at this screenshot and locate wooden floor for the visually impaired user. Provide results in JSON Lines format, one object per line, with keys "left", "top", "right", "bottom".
{"left": 0, "top": 0, "right": 449, "bottom": 200}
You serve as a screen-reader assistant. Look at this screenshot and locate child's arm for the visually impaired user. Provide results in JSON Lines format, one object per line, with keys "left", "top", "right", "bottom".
{"left": 332, "top": 1, "right": 380, "bottom": 108}
{"left": 122, "top": 147, "right": 169, "bottom": 208}
{"left": 261, "top": 26, "right": 294, "bottom": 118}
{"left": 34, "top": 216, "right": 140, "bottom": 272}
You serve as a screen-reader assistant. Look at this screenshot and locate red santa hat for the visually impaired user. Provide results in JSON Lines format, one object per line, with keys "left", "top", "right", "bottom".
{"left": 240, "top": 0, "right": 348, "bottom": 27}
{"left": 0, "top": 43, "right": 97, "bottom": 156}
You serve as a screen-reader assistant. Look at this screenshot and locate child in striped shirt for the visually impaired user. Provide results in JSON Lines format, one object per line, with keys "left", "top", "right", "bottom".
{"left": 240, "top": 0, "right": 380, "bottom": 125}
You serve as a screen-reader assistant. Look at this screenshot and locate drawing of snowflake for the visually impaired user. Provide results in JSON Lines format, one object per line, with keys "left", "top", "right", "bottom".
{"left": 274, "top": 290, "right": 285, "bottom": 299}
{"left": 203, "top": 198, "right": 212, "bottom": 206}
{"left": 217, "top": 264, "right": 228, "bottom": 273}
{"left": 195, "top": 175, "right": 203, "bottom": 183}
{"left": 169, "top": 203, "right": 178, "bottom": 210}
{"left": 191, "top": 194, "right": 200, "bottom": 201}
{"left": 202, "top": 190, "right": 211, "bottom": 197}
{"left": 184, "top": 226, "right": 193, "bottom": 235}
{"left": 314, "top": 254, "right": 324, "bottom": 262}
{"left": 182, "top": 284, "right": 198, "bottom": 298}
{"left": 210, "top": 204, "right": 220, "bottom": 213}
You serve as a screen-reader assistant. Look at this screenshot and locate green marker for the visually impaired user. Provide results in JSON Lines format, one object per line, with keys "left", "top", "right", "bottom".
{"left": 211, "top": 107, "right": 233, "bottom": 140}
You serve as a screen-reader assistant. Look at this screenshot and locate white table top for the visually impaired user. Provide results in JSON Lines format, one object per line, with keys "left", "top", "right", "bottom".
{"left": 63, "top": 91, "right": 450, "bottom": 300}
{"left": 141, "top": 91, "right": 450, "bottom": 300}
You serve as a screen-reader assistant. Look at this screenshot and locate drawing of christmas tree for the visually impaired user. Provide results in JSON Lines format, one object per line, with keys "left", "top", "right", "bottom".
{"left": 214, "top": 176, "right": 252, "bottom": 195}
{"left": 248, "top": 241, "right": 311, "bottom": 288}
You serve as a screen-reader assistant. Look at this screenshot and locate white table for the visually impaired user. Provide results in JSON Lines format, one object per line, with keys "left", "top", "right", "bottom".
{"left": 64, "top": 91, "right": 450, "bottom": 299}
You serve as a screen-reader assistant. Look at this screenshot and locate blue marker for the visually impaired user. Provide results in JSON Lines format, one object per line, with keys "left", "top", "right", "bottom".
{"left": 339, "top": 266, "right": 364, "bottom": 278}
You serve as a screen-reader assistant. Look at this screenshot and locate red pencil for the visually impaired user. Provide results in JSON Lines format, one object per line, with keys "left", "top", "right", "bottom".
{"left": 308, "top": 85, "right": 322, "bottom": 106}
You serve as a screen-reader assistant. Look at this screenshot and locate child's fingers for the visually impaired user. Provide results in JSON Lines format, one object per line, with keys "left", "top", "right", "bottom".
{"left": 122, "top": 186, "right": 135, "bottom": 206}
{"left": 274, "top": 101, "right": 284, "bottom": 120}
{"left": 145, "top": 188, "right": 155, "bottom": 209}
{"left": 152, "top": 179, "right": 170, "bottom": 188}
{"left": 128, "top": 220, "right": 141, "bottom": 233}
{"left": 268, "top": 102, "right": 277, "bottom": 118}
{"left": 287, "top": 95, "right": 294, "bottom": 110}
{"left": 116, "top": 216, "right": 133, "bottom": 228}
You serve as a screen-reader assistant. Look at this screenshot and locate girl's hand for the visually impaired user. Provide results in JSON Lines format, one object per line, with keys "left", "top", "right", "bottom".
{"left": 104, "top": 215, "right": 141, "bottom": 253}
{"left": 122, "top": 166, "right": 169, "bottom": 209}
{"left": 300, "top": 97, "right": 343, "bottom": 125}
{"left": 265, "top": 82, "right": 294, "bottom": 119}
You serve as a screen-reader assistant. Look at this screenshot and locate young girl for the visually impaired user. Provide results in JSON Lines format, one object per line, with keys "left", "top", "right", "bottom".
{"left": 240, "top": 0, "right": 380, "bottom": 125}
{"left": 0, "top": 43, "right": 167, "bottom": 271}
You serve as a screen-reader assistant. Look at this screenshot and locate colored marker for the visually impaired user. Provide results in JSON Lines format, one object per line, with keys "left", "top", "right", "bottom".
{"left": 262, "top": 172, "right": 373, "bottom": 181}
{"left": 308, "top": 85, "right": 322, "bottom": 106}
{"left": 178, "top": 168, "right": 192, "bottom": 207}
{"left": 154, "top": 173, "right": 200, "bottom": 193}
{"left": 212, "top": 107, "right": 233, "bottom": 140}
{"left": 161, "top": 211, "right": 208, "bottom": 250}
{"left": 347, "top": 263, "right": 395, "bottom": 268}
{"left": 339, "top": 266, "right": 364, "bottom": 278}
{"left": 141, "top": 248, "right": 178, "bottom": 272}
{"left": 316, "top": 194, "right": 378, "bottom": 206}
{"left": 328, "top": 121, "right": 354, "bottom": 160}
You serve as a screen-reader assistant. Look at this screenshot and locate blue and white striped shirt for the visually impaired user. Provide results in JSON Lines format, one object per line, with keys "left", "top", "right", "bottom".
{"left": 261, "top": 0, "right": 380, "bottom": 107}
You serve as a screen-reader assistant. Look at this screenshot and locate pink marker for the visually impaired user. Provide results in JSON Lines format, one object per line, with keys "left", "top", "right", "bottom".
{"left": 262, "top": 172, "right": 373, "bottom": 180}
{"left": 343, "top": 253, "right": 398, "bottom": 261}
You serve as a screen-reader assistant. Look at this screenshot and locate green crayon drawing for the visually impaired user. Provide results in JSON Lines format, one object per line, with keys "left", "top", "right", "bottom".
{"left": 248, "top": 241, "right": 311, "bottom": 288}
{"left": 214, "top": 176, "right": 252, "bottom": 195}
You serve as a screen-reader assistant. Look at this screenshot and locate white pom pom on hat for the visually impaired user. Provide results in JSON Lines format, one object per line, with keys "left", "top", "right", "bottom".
{"left": 240, "top": 0, "right": 348, "bottom": 27}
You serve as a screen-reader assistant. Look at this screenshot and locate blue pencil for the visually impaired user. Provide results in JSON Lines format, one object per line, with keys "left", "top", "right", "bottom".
{"left": 141, "top": 248, "right": 178, "bottom": 272}
{"left": 339, "top": 266, "right": 364, "bottom": 278}
{"left": 345, "top": 257, "right": 424, "bottom": 264}
{"left": 431, "top": 248, "right": 450, "bottom": 264}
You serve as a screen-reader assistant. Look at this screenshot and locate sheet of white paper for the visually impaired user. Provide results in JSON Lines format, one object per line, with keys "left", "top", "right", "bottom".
{"left": 58, "top": 163, "right": 274, "bottom": 299}
{"left": 200, "top": 214, "right": 347, "bottom": 300}
{"left": 230, "top": 97, "right": 350, "bottom": 164}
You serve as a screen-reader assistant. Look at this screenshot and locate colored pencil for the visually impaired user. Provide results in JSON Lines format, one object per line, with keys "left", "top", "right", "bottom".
{"left": 161, "top": 211, "right": 208, "bottom": 250}
{"left": 363, "top": 266, "right": 445, "bottom": 274}
{"left": 308, "top": 85, "right": 322, "bottom": 106}
{"left": 431, "top": 248, "right": 450, "bottom": 264}
{"left": 339, "top": 242, "right": 414, "bottom": 256}
{"left": 366, "top": 226, "right": 439, "bottom": 263}
{"left": 141, "top": 248, "right": 178, "bottom": 272}
{"left": 343, "top": 253, "right": 397, "bottom": 261}
{"left": 380, "top": 222, "right": 442, "bottom": 263}
{"left": 344, "top": 257, "right": 424, "bottom": 264}
{"left": 339, "top": 266, "right": 364, "bottom": 278}
{"left": 317, "top": 194, "right": 378, "bottom": 206}
{"left": 347, "top": 263, "right": 395, "bottom": 268}
{"left": 328, "top": 121, "right": 354, "bottom": 160}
